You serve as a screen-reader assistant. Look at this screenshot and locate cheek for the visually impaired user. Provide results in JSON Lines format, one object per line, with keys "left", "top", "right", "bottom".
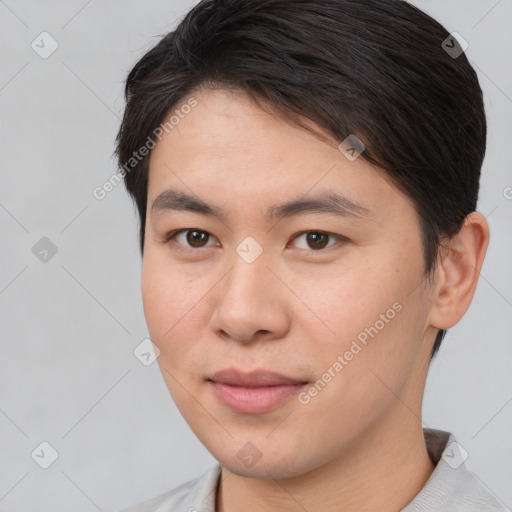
{"left": 141, "top": 264, "right": 176, "bottom": 339}
{"left": 289, "top": 253, "right": 423, "bottom": 396}
{"left": 290, "top": 258, "right": 405, "bottom": 348}
{"left": 141, "top": 250, "right": 203, "bottom": 331}
{"left": 141, "top": 253, "right": 214, "bottom": 376}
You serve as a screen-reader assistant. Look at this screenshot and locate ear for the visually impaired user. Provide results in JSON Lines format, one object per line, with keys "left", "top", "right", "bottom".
{"left": 429, "top": 212, "right": 490, "bottom": 330}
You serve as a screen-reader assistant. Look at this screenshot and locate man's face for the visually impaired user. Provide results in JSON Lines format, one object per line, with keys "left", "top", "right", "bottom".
{"left": 142, "top": 88, "right": 437, "bottom": 479}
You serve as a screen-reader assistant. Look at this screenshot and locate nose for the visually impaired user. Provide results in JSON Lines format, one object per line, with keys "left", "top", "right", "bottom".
{"left": 210, "top": 247, "right": 291, "bottom": 344}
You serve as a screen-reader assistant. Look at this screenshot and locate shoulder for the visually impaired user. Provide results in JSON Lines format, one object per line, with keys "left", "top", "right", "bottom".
{"left": 118, "top": 464, "right": 222, "bottom": 512}
{"left": 403, "top": 429, "right": 509, "bottom": 511}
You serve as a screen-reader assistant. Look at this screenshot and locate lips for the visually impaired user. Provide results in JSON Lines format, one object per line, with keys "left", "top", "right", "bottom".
{"left": 208, "top": 368, "right": 307, "bottom": 387}
{"left": 207, "top": 368, "right": 308, "bottom": 414}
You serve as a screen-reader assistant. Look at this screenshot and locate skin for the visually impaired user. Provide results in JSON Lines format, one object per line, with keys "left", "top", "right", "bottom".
{"left": 141, "top": 87, "right": 489, "bottom": 512}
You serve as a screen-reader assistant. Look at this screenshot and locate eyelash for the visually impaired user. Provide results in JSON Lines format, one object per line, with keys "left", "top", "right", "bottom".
{"left": 163, "top": 229, "right": 347, "bottom": 254}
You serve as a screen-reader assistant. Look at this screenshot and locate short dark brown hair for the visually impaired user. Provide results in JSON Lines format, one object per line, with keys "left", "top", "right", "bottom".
{"left": 115, "top": 0, "right": 487, "bottom": 359}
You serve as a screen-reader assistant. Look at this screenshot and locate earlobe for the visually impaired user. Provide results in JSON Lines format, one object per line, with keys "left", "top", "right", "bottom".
{"left": 429, "top": 212, "right": 490, "bottom": 330}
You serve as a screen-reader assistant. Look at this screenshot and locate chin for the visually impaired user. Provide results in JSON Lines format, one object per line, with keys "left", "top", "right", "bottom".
{"left": 212, "top": 441, "right": 318, "bottom": 481}
{"left": 221, "top": 458, "right": 307, "bottom": 480}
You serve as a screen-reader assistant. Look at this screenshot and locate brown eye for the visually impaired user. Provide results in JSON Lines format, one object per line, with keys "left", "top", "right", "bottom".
{"left": 166, "top": 229, "right": 218, "bottom": 249}
{"left": 291, "top": 231, "right": 345, "bottom": 251}
{"left": 186, "top": 230, "right": 210, "bottom": 247}
{"left": 306, "top": 232, "right": 329, "bottom": 250}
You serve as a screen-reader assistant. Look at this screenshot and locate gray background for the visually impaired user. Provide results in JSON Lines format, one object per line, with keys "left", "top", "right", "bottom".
{"left": 0, "top": 1, "right": 511, "bottom": 511}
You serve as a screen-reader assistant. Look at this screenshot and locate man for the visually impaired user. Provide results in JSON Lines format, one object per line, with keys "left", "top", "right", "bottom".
{"left": 116, "top": 0, "right": 506, "bottom": 510}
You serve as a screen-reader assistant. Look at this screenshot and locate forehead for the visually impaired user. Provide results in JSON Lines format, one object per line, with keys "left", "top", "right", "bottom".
{"left": 146, "top": 88, "right": 415, "bottom": 223}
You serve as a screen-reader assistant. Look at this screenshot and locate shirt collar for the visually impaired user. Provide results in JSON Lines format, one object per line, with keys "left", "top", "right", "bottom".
{"left": 185, "top": 428, "right": 505, "bottom": 512}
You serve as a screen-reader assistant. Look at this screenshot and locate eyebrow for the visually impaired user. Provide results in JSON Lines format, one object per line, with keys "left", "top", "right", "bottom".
{"left": 151, "top": 188, "right": 372, "bottom": 222}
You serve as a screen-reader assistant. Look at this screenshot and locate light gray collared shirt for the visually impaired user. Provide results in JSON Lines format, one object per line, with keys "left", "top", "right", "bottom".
{"left": 120, "top": 429, "right": 509, "bottom": 512}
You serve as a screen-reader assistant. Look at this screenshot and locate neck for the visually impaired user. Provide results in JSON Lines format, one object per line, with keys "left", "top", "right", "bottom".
{"left": 216, "top": 418, "right": 435, "bottom": 512}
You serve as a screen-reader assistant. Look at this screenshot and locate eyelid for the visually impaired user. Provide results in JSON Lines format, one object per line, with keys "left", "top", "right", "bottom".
{"left": 164, "top": 228, "right": 220, "bottom": 249}
{"left": 287, "top": 230, "right": 348, "bottom": 251}
{"left": 165, "top": 228, "right": 349, "bottom": 255}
